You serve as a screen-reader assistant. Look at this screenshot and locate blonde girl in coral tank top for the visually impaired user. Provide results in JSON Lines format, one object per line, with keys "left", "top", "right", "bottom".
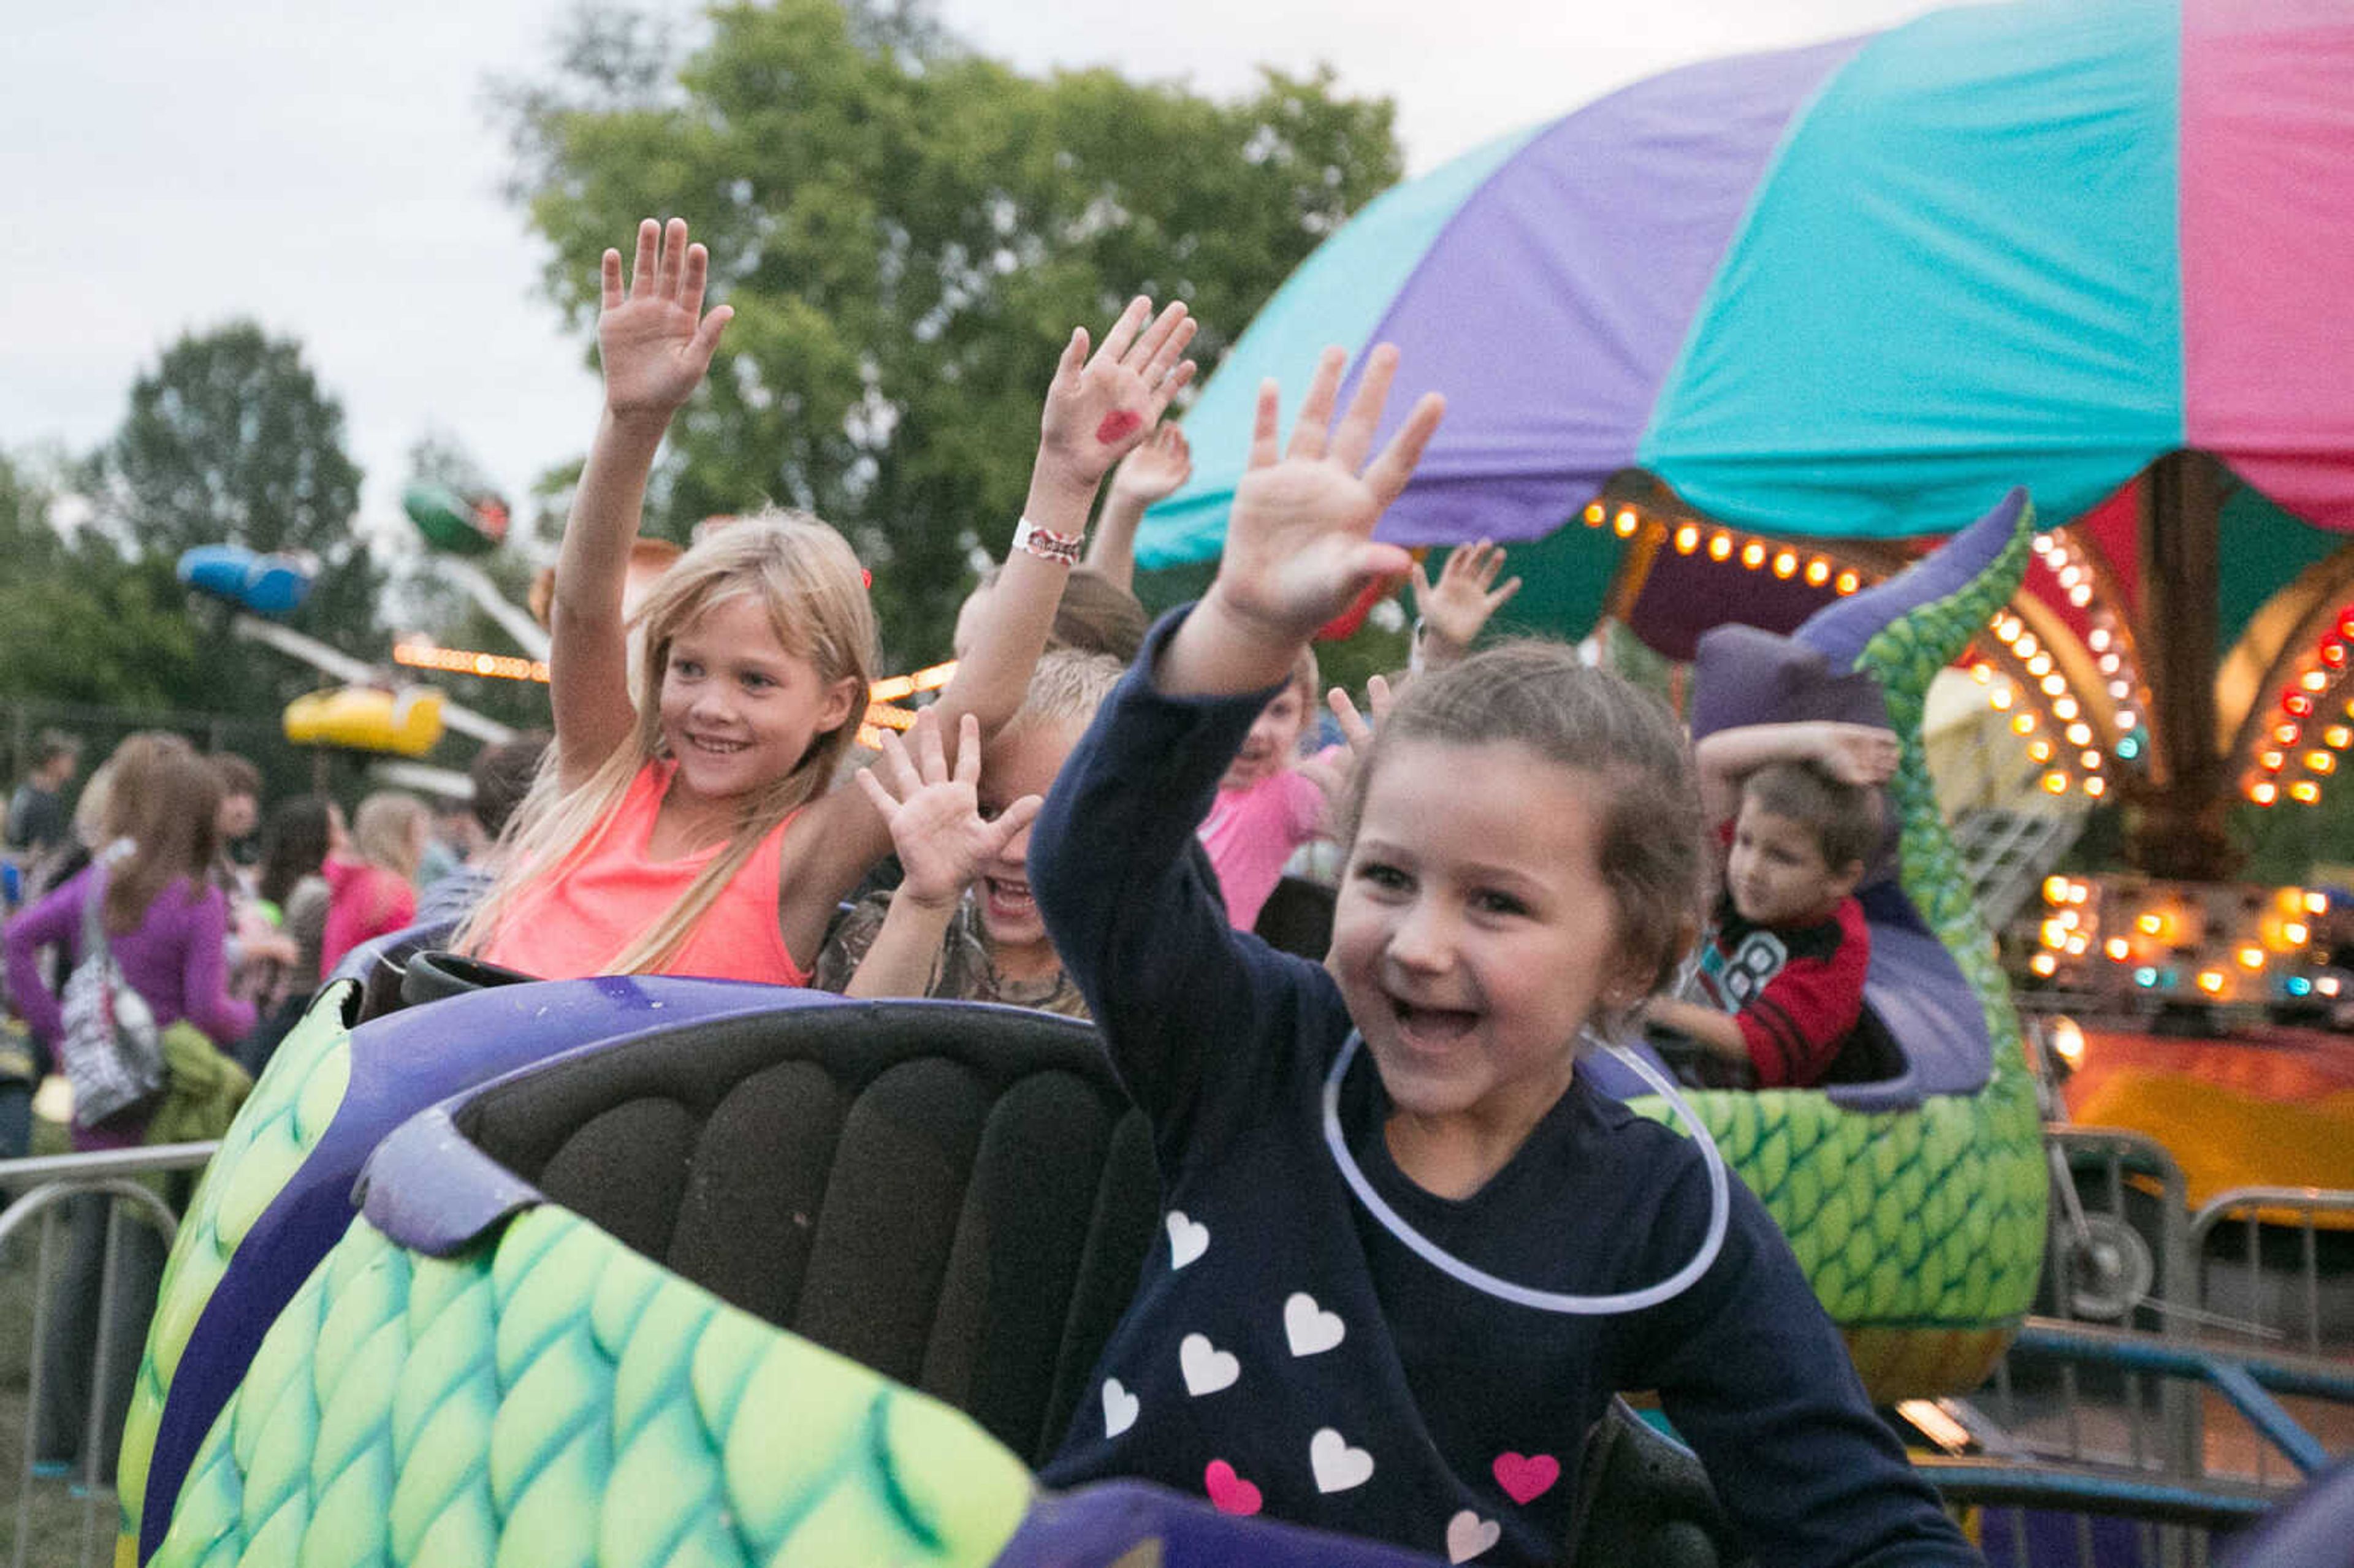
{"left": 458, "top": 217, "right": 1198, "bottom": 981}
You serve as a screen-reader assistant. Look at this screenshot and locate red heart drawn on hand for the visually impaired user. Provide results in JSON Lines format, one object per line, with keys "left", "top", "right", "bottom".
{"left": 1204, "top": 1459, "right": 1264, "bottom": 1515}
{"left": 1492, "top": 1451, "right": 1560, "bottom": 1504}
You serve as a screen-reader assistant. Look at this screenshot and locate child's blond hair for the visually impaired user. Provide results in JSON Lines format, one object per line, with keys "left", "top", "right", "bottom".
{"left": 459, "top": 510, "right": 878, "bottom": 973}
{"left": 351, "top": 791, "right": 430, "bottom": 881}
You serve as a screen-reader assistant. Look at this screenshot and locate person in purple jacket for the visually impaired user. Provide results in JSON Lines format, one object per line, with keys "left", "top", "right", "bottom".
{"left": 1026, "top": 346, "right": 1977, "bottom": 1566}
{"left": 4, "top": 737, "right": 253, "bottom": 1485}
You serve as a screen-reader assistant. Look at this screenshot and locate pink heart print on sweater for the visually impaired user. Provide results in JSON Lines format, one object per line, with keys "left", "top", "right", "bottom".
{"left": 1205, "top": 1459, "right": 1263, "bottom": 1515}
{"left": 1491, "top": 1450, "right": 1560, "bottom": 1504}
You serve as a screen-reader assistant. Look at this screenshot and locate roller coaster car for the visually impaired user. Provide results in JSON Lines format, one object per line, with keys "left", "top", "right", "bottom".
{"left": 403, "top": 481, "right": 510, "bottom": 556}
{"left": 121, "top": 980, "right": 1740, "bottom": 1568}
{"left": 281, "top": 685, "right": 446, "bottom": 757}
{"left": 1583, "top": 489, "right": 2049, "bottom": 1401}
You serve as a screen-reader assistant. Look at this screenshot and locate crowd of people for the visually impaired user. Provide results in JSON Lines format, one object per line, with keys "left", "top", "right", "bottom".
{"left": 0, "top": 216, "right": 1970, "bottom": 1564}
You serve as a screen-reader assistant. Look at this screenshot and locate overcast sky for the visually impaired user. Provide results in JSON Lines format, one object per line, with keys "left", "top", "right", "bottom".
{"left": 6, "top": 0, "right": 1933, "bottom": 545}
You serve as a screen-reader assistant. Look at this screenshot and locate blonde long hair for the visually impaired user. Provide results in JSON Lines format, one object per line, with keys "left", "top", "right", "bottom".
{"left": 458, "top": 512, "right": 877, "bottom": 974}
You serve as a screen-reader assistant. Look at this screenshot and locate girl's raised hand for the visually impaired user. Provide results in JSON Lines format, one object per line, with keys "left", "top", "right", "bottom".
{"left": 1298, "top": 676, "right": 1393, "bottom": 807}
{"left": 598, "top": 218, "right": 735, "bottom": 420}
{"left": 1213, "top": 345, "right": 1446, "bottom": 642}
{"left": 1038, "top": 298, "right": 1199, "bottom": 487}
{"left": 1412, "top": 539, "right": 1521, "bottom": 653}
{"left": 855, "top": 709, "right": 1042, "bottom": 909}
{"left": 1108, "top": 423, "right": 1193, "bottom": 509}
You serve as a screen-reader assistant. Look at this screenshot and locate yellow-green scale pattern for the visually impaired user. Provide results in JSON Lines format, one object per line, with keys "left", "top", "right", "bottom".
{"left": 151, "top": 1206, "right": 1034, "bottom": 1568}
{"left": 118, "top": 988, "right": 359, "bottom": 1554}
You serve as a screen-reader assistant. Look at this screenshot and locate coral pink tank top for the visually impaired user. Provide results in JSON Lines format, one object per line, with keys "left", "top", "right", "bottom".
{"left": 484, "top": 761, "right": 810, "bottom": 984}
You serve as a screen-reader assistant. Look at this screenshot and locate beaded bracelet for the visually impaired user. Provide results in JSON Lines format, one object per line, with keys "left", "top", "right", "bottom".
{"left": 1011, "top": 516, "right": 1084, "bottom": 566}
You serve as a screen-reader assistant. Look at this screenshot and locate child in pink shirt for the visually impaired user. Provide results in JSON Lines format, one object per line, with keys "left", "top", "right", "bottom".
{"left": 1198, "top": 646, "right": 1327, "bottom": 931}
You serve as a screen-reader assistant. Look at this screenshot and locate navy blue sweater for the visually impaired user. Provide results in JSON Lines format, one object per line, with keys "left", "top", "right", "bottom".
{"left": 1030, "top": 610, "right": 1978, "bottom": 1567}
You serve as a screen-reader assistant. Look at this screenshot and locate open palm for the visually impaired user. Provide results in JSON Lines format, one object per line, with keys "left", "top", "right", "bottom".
{"left": 1213, "top": 345, "right": 1446, "bottom": 640}
{"left": 856, "top": 710, "right": 1040, "bottom": 907}
{"left": 598, "top": 218, "right": 734, "bottom": 418}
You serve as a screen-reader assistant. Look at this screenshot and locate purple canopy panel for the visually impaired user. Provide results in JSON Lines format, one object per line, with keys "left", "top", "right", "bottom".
{"left": 1330, "top": 37, "right": 1866, "bottom": 549}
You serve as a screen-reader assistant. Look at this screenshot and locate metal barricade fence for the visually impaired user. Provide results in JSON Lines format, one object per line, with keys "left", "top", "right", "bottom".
{"left": 0, "top": 1143, "right": 216, "bottom": 1568}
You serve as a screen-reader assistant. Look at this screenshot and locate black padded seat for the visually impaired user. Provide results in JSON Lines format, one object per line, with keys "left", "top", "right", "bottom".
{"left": 449, "top": 999, "right": 1160, "bottom": 1469}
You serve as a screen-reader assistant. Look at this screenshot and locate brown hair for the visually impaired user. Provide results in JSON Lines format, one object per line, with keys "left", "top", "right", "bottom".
{"left": 1337, "top": 639, "right": 1704, "bottom": 1003}
{"left": 210, "top": 752, "right": 262, "bottom": 801}
{"left": 459, "top": 509, "right": 877, "bottom": 973}
{"left": 102, "top": 742, "right": 222, "bottom": 935}
{"left": 1740, "top": 761, "right": 1881, "bottom": 872}
{"left": 468, "top": 730, "right": 552, "bottom": 839}
{"left": 965, "top": 564, "right": 1150, "bottom": 663}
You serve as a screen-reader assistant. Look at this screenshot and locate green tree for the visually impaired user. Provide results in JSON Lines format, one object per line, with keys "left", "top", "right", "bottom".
{"left": 107, "top": 321, "right": 384, "bottom": 668}
{"left": 500, "top": 0, "right": 1400, "bottom": 662}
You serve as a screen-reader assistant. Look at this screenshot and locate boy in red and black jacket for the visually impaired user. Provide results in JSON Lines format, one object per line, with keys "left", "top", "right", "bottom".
{"left": 1648, "top": 722, "right": 1895, "bottom": 1089}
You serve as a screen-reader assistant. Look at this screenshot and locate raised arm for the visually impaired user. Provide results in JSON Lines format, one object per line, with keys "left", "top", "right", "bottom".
{"left": 934, "top": 298, "right": 1198, "bottom": 745}
{"left": 1157, "top": 344, "right": 1445, "bottom": 700}
{"left": 1087, "top": 423, "right": 1192, "bottom": 592}
{"left": 550, "top": 217, "right": 734, "bottom": 789}
{"left": 1692, "top": 721, "right": 1899, "bottom": 830}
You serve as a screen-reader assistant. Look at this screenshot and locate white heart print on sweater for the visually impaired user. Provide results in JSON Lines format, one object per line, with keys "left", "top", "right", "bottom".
{"left": 1166, "top": 1211, "right": 1209, "bottom": 1269}
{"left": 1309, "top": 1427, "right": 1374, "bottom": 1493}
{"left": 1282, "top": 1292, "right": 1345, "bottom": 1357}
{"left": 1100, "top": 1378, "right": 1138, "bottom": 1437}
{"left": 1179, "top": 1333, "right": 1240, "bottom": 1395}
{"left": 1447, "top": 1511, "right": 1501, "bottom": 1562}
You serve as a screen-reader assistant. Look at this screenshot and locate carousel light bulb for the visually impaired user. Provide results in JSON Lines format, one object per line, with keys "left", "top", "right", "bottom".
{"left": 2013, "top": 712, "right": 2038, "bottom": 736}
{"left": 2198, "top": 970, "right": 2226, "bottom": 995}
{"left": 1740, "top": 541, "right": 1767, "bottom": 569}
{"left": 1708, "top": 533, "right": 1734, "bottom": 561}
{"left": 2082, "top": 749, "right": 2102, "bottom": 769}
{"left": 2309, "top": 751, "right": 2337, "bottom": 775}
{"left": 2287, "top": 693, "right": 2315, "bottom": 718}
{"left": 1804, "top": 557, "right": 1831, "bottom": 587}
{"left": 2028, "top": 740, "right": 2054, "bottom": 762}
{"left": 2307, "top": 891, "right": 2332, "bottom": 916}
{"left": 2041, "top": 771, "right": 2070, "bottom": 795}
{"left": 2285, "top": 920, "right": 2311, "bottom": 946}
{"left": 2138, "top": 912, "right": 2164, "bottom": 937}
{"left": 2041, "top": 919, "right": 2068, "bottom": 949}
{"left": 2016, "top": 632, "right": 2041, "bottom": 658}
{"left": 2323, "top": 976, "right": 2344, "bottom": 997}
{"left": 1613, "top": 509, "right": 1639, "bottom": 537}
{"left": 2119, "top": 710, "right": 2140, "bottom": 729}
{"left": 2057, "top": 565, "right": 2081, "bottom": 588}
{"left": 1834, "top": 570, "right": 1862, "bottom": 596}
{"left": 2109, "top": 680, "right": 2131, "bottom": 700}
{"left": 2251, "top": 780, "right": 2280, "bottom": 805}
{"left": 2328, "top": 725, "right": 2353, "bottom": 750}
{"left": 2261, "top": 749, "right": 2287, "bottom": 772}
{"left": 2291, "top": 780, "right": 2322, "bottom": 804}
{"left": 2324, "top": 642, "right": 2347, "bottom": 668}
{"left": 1673, "top": 525, "right": 1700, "bottom": 554}
{"left": 1972, "top": 664, "right": 1994, "bottom": 685}
{"left": 2069, "top": 585, "right": 2093, "bottom": 607}
{"left": 2027, "top": 653, "right": 2053, "bottom": 677}
{"left": 2033, "top": 533, "right": 2055, "bottom": 553}
{"left": 1584, "top": 502, "right": 1606, "bottom": 526}
{"left": 2053, "top": 695, "right": 2079, "bottom": 720}
{"left": 2089, "top": 627, "right": 2112, "bottom": 652}
{"left": 2105, "top": 937, "right": 2131, "bottom": 962}
{"left": 2276, "top": 722, "right": 2303, "bottom": 746}
{"left": 2041, "top": 674, "right": 2068, "bottom": 696}
{"left": 2238, "top": 945, "right": 2266, "bottom": 971}
{"left": 2065, "top": 722, "right": 2092, "bottom": 745}
{"left": 2030, "top": 952, "right": 2059, "bottom": 977}
{"left": 2043, "top": 875, "right": 2070, "bottom": 905}
{"left": 1990, "top": 686, "right": 2016, "bottom": 712}
{"left": 2303, "top": 669, "right": 2331, "bottom": 694}
{"left": 2056, "top": 908, "right": 2081, "bottom": 931}
{"left": 1772, "top": 550, "right": 1798, "bottom": 579}
{"left": 2097, "top": 653, "right": 2120, "bottom": 675}
{"left": 2085, "top": 775, "right": 2107, "bottom": 797}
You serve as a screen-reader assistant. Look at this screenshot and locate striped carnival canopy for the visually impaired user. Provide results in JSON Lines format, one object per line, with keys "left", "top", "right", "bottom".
{"left": 1140, "top": 0, "right": 2354, "bottom": 877}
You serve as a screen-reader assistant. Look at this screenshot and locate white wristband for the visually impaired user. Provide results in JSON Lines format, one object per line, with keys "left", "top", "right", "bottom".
{"left": 1012, "top": 516, "right": 1083, "bottom": 567}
